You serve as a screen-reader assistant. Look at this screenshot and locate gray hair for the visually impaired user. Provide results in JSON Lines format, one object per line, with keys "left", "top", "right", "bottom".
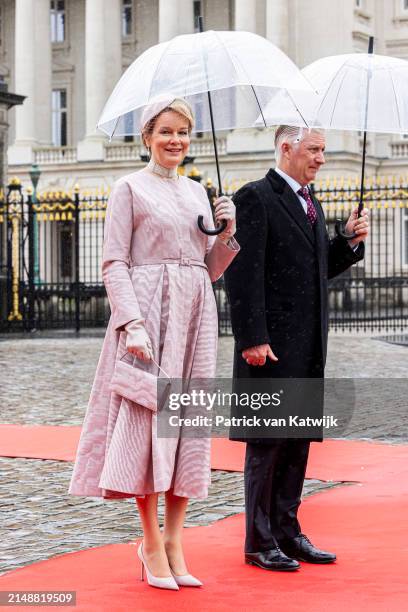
{"left": 274, "top": 125, "right": 325, "bottom": 163}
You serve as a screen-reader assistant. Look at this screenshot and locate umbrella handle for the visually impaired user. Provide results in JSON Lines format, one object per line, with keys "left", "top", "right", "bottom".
{"left": 335, "top": 219, "right": 357, "bottom": 241}
{"left": 197, "top": 215, "right": 227, "bottom": 235}
{"left": 335, "top": 194, "right": 364, "bottom": 240}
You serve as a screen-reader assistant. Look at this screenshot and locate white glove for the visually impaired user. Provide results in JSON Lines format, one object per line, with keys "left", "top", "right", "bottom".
{"left": 125, "top": 319, "right": 153, "bottom": 362}
{"left": 213, "top": 196, "right": 236, "bottom": 243}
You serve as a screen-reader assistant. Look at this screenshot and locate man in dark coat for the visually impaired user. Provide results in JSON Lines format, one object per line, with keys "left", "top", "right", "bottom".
{"left": 224, "top": 125, "right": 369, "bottom": 572}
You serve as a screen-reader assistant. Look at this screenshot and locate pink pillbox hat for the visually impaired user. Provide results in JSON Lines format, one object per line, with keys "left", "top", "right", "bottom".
{"left": 140, "top": 94, "right": 177, "bottom": 131}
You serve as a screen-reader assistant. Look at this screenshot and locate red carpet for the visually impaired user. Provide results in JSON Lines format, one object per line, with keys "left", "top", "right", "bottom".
{"left": 0, "top": 423, "right": 405, "bottom": 483}
{"left": 0, "top": 424, "right": 81, "bottom": 462}
{"left": 1, "top": 439, "right": 407, "bottom": 611}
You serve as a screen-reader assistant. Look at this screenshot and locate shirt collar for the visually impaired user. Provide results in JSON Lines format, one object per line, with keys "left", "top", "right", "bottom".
{"left": 146, "top": 157, "right": 179, "bottom": 179}
{"left": 275, "top": 167, "right": 306, "bottom": 196}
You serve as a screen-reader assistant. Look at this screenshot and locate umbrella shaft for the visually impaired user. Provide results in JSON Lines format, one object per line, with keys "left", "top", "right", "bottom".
{"left": 206, "top": 90, "right": 223, "bottom": 196}
{"left": 358, "top": 131, "right": 368, "bottom": 216}
{"left": 359, "top": 36, "right": 374, "bottom": 216}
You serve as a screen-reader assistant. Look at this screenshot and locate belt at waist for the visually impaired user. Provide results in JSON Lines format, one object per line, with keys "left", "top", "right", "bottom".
{"left": 131, "top": 256, "right": 208, "bottom": 270}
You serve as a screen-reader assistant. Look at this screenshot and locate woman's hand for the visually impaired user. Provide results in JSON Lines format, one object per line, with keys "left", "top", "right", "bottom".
{"left": 214, "top": 196, "right": 236, "bottom": 243}
{"left": 125, "top": 319, "right": 153, "bottom": 362}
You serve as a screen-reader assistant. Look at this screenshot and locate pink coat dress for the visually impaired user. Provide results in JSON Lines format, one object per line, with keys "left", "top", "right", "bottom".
{"left": 68, "top": 167, "right": 239, "bottom": 500}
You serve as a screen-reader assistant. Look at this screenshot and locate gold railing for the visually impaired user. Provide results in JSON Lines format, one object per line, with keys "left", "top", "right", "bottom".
{"left": 3, "top": 175, "right": 408, "bottom": 226}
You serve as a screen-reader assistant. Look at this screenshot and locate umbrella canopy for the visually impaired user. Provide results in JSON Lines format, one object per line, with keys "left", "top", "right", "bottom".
{"left": 260, "top": 52, "right": 408, "bottom": 134}
{"left": 97, "top": 29, "right": 314, "bottom": 138}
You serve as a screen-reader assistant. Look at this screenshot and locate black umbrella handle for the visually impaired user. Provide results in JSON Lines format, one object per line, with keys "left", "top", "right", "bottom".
{"left": 197, "top": 215, "right": 227, "bottom": 235}
{"left": 335, "top": 219, "right": 357, "bottom": 240}
{"left": 335, "top": 189, "right": 364, "bottom": 240}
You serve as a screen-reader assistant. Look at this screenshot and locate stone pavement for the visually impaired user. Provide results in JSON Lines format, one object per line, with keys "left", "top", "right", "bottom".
{"left": 0, "top": 332, "right": 407, "bottom": 575}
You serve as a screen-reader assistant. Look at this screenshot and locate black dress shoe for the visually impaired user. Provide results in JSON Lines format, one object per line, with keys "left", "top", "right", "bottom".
{"left": 280, "top": 534, "right": 336, "bottom": 564}
{"left": 245, "top": 547, "right": 300, "bottom": 571}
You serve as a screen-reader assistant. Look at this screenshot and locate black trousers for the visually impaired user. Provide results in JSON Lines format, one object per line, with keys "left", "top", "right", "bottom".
{"left": 244, "top": 439, "right": 310, "bottom": 553}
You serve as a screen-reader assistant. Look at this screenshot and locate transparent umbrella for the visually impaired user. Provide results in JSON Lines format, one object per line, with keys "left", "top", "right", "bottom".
{"left": 97, "top": 25, "right": 314, "bottom": 234}
{"left": 97, "top": 29, "right": 313, "bottom": 137}
{"left": 261, "top": 37, "right": 408, "bottom": 238}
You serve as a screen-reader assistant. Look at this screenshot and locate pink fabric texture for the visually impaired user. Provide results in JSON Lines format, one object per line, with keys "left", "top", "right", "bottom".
{"left": 68, "top": 168, "right": 239, "bottom": 500}
{"left": 109, "top": 359, "right": 163, "bottom": 412}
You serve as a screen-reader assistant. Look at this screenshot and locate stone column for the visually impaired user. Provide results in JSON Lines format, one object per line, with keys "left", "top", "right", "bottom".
{"left": 231, "top": 0, "right": 257, "bottom": 133}
{"left": 78, "top": 0, "right": 122, "bottom": 161}
{"left": 8, "top": 0, "right": 36, "bottom": 164}
{"left": 265, "top": 0, "right": 289, "bottom": 53}
{"left": 159, "top": 0, "right": 179, "bottom": 42}
{"left": 234, "top": 0, "right": 257, "bottom": 33}
{"left": 178, "top": 0, "right": 195, "bottom": 35}
{"left": 35, "top": 0, "right": 52, "bottom": 146}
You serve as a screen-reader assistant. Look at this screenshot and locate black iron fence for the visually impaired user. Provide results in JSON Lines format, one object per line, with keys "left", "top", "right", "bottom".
{"left": 1, "top": 175, "right": 408, "bottom": 334}
{"left": 0, "top": 180, "right": 108, "bottom": 332}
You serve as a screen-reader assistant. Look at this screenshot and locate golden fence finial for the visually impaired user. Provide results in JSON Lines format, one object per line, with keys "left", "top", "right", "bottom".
{"left": 9, "top": 176, "right": 21, "bottom": 187}
{"left": 74, "top": 183, "right": 80, "bottom": 194}
{"left": 26, "top": 186, "right": 33, "bottom": 196}
{"left": 188, "top": 166, "right": 201, "bottom": 178}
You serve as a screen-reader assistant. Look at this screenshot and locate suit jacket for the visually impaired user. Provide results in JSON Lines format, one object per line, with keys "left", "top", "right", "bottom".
{"left": 224, "top": 169, "right": 364, "bottom": 443}
{"left": 224, "top": 168, "right": 364, "bottom": 380}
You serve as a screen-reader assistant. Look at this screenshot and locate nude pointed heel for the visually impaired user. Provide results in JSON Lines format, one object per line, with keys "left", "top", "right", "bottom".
{"left": 170, "top": 570, "right": 203, "bottom": 587}
{"left": 137, "top": 543, "right": 179, "bottom": 591}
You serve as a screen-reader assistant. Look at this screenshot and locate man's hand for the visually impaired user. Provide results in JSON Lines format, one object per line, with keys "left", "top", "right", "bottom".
{"left": 345, "top": 207, "right": 370, "bottom": 247}
{"left": 242, "top": 344, "right": 278, "bottom": 366}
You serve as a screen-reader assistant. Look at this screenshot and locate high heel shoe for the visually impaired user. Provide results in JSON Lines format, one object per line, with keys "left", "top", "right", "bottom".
{"left": 137, "top": 543, "right": 179, "bottom": 590}
{"left": 170, "top": 570, "right": 203, "bottom": 587}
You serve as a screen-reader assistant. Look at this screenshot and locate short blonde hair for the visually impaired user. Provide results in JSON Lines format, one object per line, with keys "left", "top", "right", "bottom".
{"left": 142, "top": 99, "right": 194, "bottom": 147}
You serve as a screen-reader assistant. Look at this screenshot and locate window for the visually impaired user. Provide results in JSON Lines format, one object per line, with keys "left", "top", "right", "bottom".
{"left": 52, "top": 89, "right": 67, "bottom": 146}
{"left": 50, "top": 0, "right": 65, "bottom": 43}
{"left": 194, "top": 1, "right": 203, "bottom": 32}
{"left": 122, "top": 0, "right": 132, "bottom": 37}
{"left": 404, "top": 0, "right": 408, "bottom": 10}
{"left": 124, "top": 111, "right": 134, "bottom": 142}
{"left": 59, "top": 223, "right": 73, "bottom": 278}
{"left": 355, "top": 0, "right": 362, "bottom": 7}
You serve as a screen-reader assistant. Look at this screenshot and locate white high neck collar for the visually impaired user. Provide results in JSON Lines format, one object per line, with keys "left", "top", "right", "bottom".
{"left": 146, "top": 157, "right": 179, "bottom": 179}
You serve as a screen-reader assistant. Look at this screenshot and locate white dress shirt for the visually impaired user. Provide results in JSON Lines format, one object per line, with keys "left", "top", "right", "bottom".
{"left": 275, "top": 166, "right": 358, "bottom": 251}
{"left": 275, "top": 166, "right": 308, "bottom": 214}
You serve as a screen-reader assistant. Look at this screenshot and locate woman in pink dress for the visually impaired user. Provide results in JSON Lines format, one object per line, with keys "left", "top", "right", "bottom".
{"left": 68, "top": 96, "right": 239, "bottom": 590}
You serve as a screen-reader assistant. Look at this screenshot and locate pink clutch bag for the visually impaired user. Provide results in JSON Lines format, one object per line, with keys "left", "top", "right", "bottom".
{"left": 109, "top": 353, "right": 171, "bottom": 412}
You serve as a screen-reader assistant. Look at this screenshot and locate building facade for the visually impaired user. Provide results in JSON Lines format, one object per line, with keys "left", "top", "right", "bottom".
{"left": 2, "top": 0, "right": 408, "bottom": 332}
{"left": 1, "top": 0, "right": 408, "bottom": 193}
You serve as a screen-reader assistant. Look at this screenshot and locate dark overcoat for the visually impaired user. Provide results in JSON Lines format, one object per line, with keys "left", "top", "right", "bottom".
{"left": 223, "top": 169, "right": 364, "bottom": 443}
